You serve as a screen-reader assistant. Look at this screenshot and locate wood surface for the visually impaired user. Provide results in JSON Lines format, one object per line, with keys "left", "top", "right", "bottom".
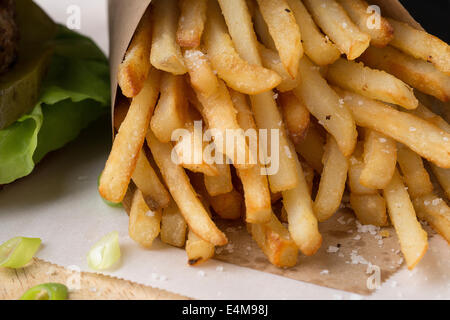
{"left": 0, "top": 258, "right": 188, "bottom": 300}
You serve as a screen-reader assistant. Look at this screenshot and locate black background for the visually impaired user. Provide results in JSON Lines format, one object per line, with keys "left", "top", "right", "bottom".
{"left": 399, "top": 0, "right": 449, "bottom": 43}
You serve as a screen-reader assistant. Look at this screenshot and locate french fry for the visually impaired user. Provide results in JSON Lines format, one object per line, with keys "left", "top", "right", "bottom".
{"left": 337, "top": 0, "right": 394, "bottom": 48}
{"left": 257, "top": 43, "right": 298, "bottom": 92}
{"left": 255, "top": 0, "right": 303, "bottom": 78}
{"left": 132, "top": 150, "right": 171, "bottom": 210}
{"left": 184, "top": 49, "right": 253, "bottom": 169}
{"left": 286, "top": 0, "right": 340, "bottom": 66}
{"left": 146, "top": 130, "right": 228, "bottom": 246}
{"left": 408, "top": 103, "right": 450, "bottom": 133}
{"left": 388, "top": 18, "right": 450, "bottom": 75}
{"left": 413, "top": 195, "right": 450, "bottom": 244}
{"left": 161, "top": 198, "right": 188, "bottom": 248}
{"left": 397, "top": 145, "right": 434, "bottom": 198}
{"left": 360, "top": 129, "right": 397, "bottom": 190}
{"left": 217, "top": 0, "right": 262, "bottom": 65}
{"left": 252, "top": 1, "right": 276, "bottom": 50}
{"left": 430, "top": 165, "right": 450, "bottom": 200}
{"left": 301, "top": 160, "right": 315, "bottom": 195}
{"left": 204, "top": 163, "right": 233, "bottom": 196}
{"left": 360, "top": 46, "right": 450, "bottom": 102}
{"left": 294, "top": 122, "right": 325, "bottom": 173}
{"left": 249, "top": 213, "right": 299, "bottom": 267}
{"left": 118, "top": 10, "right": 152, "bottom": 97}
{"left": 218, "top": 0, "right": 299, "bottom": 192}
{"left": 231, "top": 90, "right": 272, "bottom": 223}
{"left": 293, "top": 57, "right": 357, "bottom": 157}
{"left": 176, "top": 0, "right": 207, "bottom": 48}
{"left": 150, "top": 0, "right": 187, "bottom": 74}
{"left": 150, "top": 73, "right": 189, "bottom": 143}
{"left": 383, "top": 170, "right": 428, "bottom": 270}
{"left": 186, "top": 228, "right": 215, "bottom": 266}
{"left": 335, "top": 88, "right": 450, "bottom": 168}
{"left": 210, "top": 189, "right": 244, "bottom": 220}
{"left": 303, "top": 0, "right": 370, "bottom": 60}
{"left": 129, "top": 189, "right": 162, "bottom": 248}
{"left": 99, "top": 68, "right": 161, "bottom": 203}
{"left": 204, "top": 1, "right": 282, "bottom": 95}
{"left": 314, "top": 135, "right": 349, "bottom": 222}
{"left": 348, "top": 145, "right": 378, "bottom": 195}
{"left": 326, "top": 58, "right": 418, "bottom": 110}
{"left": 350, "top": 193, "right": 388, "bottom": 227}
{"left": 173, "top": 110, "right": 220, "bottom": 177}
{"left": 113, "top": 99, "right": 171, "bottom": 210}
{"left": 279, "top": 91, "right": 310, "bottom": 145}
{"left": 282, "top": 147, "right": 322, "bottom": 256}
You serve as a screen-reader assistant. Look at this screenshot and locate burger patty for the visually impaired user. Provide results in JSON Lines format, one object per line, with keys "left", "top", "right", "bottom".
{"left": 0, "top": 0, "right": 18, "bottom": 74}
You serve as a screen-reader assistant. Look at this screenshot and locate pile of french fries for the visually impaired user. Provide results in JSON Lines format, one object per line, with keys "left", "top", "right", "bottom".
{"left": 100, "top": 0, "right": 450, "bottom": 270}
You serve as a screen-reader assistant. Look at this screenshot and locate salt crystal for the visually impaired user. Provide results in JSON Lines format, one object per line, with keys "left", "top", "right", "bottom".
{"left": 197, "top": 270, "right": 206, "bottom": 277}
{"left": 327, "top": 246, "right": 340, "bottom": 253}
{"left": 353, "top": 235, "right": 361, "bottom": 240}
{"left": 145, "top": 211, "right": 155, "bottom": 217}
{"left": 216, "top": 266, "right": 224, "bottom": 272}
{"left": 337, "top": 216, "right": 347, "bottom": 225}
{"left": 409, "top": 127, "right": 417, "bottom": 132}
{"left": 320, "top": 270, "right": 329, "bottom": 275}
{"left": 378, "top": 138, "right": 387, "bottom": 143}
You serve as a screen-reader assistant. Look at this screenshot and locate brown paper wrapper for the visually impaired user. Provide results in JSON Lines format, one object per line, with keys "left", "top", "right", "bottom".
{"left": 108, "top": 0, "right": 424, "bottom": 295}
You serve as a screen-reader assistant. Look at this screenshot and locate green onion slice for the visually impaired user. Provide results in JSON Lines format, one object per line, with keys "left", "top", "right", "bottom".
{"left": 0, "top": 237, "right": 41, "bottom": 268}
{"left": 97, "top": 173, "right": 122, "bottom": 207}
{"left": 87, "top": 231, "right": 121, "bottom": 270}
{"left": 20, "top": 283, "right": 68, "bottom": 300}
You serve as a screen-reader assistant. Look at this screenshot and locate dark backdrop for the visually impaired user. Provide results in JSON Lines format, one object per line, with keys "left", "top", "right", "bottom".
{"left": 399, "top": 0, "right": 450, "bottom": 43}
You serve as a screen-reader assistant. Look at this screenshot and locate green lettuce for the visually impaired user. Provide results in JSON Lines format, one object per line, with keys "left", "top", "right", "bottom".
{"left": 0, "top": 26, "right": 110, "bottom": 184}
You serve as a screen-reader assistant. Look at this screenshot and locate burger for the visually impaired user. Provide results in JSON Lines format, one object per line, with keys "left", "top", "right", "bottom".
{"left": 0, "top": 0, "right": 110, "bottom": 184}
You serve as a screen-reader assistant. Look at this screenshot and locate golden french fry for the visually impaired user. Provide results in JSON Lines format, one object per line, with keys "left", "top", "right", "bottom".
{"left": 99, "top": 68, "right": 161, "bottom": 203}
{"left": 293, "top": 122, "right": 325, "bottom": 173}
{"left": 249, "top": 213, "right": 299, "bottom": 267}
{"left": 279, "top": 91, "right": 310, "bottom": 145}
{"left": 350, "top": 193, "right": 388, "bottom": 227}
{"left": 285, "top": 0, "right": 340, "bottom": 66}
{"left": 293, "top": 57, "right": 357, "bottom": 157}
{"left": 204, "top": 163, "right": 233, "bottom": 196}
{"left": 360, "top": 46, "right": 450, "bottom": 102}
{"left": 413, "top": 195, "right": 450, "bottom": 244}
{"left": 314, "top": 135, "right": 349, "bottom": 222}
{"left": 252, "top": 1, "right": 276, "bottom": 50}
{"left": 282, "top": 147, "right": 322, "bottom": 256}
{"left": 301, "top": 160, "right": 315, "bottom": 196}
{"left": 337, "top": 0, "right": 393, "bottom": 48}
{"left": 326, "top": 58, "right": 418, "bottom": 109}
{"left": 204, "top": 1, "right": 281, "bottom": 95}
{"left": 184, "top": 49, "right": 254, "bottom": 169}
{"left": 218, "top": 0, "right": 299, "bottom": 192}
{"left": 150, "top": 73, "right": 189, "bottom": 143}
{"left": 430, "top": 165, "right": 450, "bottom": 200}
{"left": 231, "top": 90, "right": 272, "bottom": 223}
{"left": 210, "top": 189, "right": 244, "bottom": 220}
{"left": 397, "top": 145, "right": 434, "bottom": 198}
{"left": 112, "top": 99, "right": 171, "bottom": 210}
{"left": 383, "top": 170, "right": 428, "bottom": 270}
{"left": 132, "top": 150, "right": 171, "bottom": 210}
{"left": 360, "top": 129, "right": 397, "bottom": 190}
{"left": 303, "top": 0, "right": 370, "bottom": 60}
{"left": 118, "top": 10, "right": 152, "bottom": 97}
{"left": 146, "top": 130, "right": 227, "bottom": 246}
{"left": 388, "top": 18, "right": 450, "bottom": 75}
{"left": 176, "top": 0, "right": 207, "bottom": 48}
{"left": 161, "top": 198, "right": 188, "bottom": 248}
{"left": 129, "top": 189, "right": 162, "bottom": 248}
{"left": 255, "top": 0, "right": 303, "bottom": 78}
{"left": 335, "top": 88, "right": 450, "bottom": 168}
{"left": 150, "top": 0, "right": 187, "bottom": 74}
{"left": 408, "top": 102, "right": 450, "bottom": 133}
{"left": 186, "top": 228, "right": 215, "bottom": 266}
{"left": 348, "top": 144, "right": 378, "bottom": 195}
{"left": 257, "top": 43, "right": 298, "bottom": 92}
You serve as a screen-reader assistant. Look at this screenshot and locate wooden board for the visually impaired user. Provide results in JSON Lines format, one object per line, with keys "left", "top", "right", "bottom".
{"left": 0, "top": 258, "right": 188, "bottom": 300}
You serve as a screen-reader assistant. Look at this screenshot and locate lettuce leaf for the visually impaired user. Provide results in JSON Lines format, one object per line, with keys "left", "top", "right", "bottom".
{"left": 0, "top": 26, "right": 110, "bottom": 184}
